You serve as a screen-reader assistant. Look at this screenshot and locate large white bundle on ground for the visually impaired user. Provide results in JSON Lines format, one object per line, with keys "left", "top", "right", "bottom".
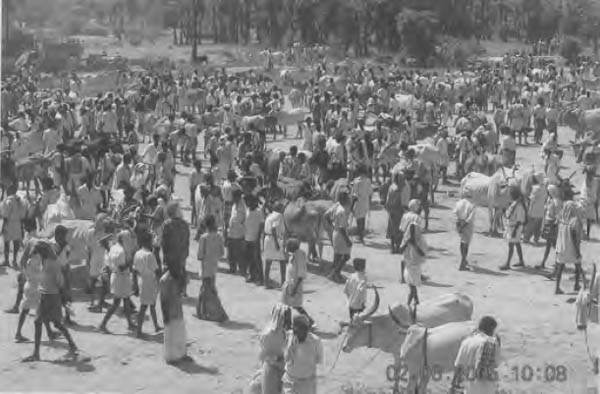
{"left": 37, "top": 219, "right": 95, "bottom": 265}
{"left": 460, "top": 172, "right": 491, "bottom": 207}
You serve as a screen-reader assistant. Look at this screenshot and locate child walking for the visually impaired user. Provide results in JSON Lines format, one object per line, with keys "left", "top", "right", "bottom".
{"left": 14, "top": 251, "right": 59, "bottom": 343}
{"left": 88, "top": 233, "right": 111, "bottom": 312}
{"left": 282, "top": 238, "right": 314, "bottom": 328}
{"left": 343, "top": 258, "right": 368, "bottom": 321}
{"left": 133, "top": 231, "right": 162, "bottom": 337}
{"left": 499, "top": 187, "right": 527, "bottom": 270}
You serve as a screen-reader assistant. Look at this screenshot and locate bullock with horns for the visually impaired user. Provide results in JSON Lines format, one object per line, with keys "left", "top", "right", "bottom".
{"left": 340, "top": 291, "right": 473, "bottom": 394}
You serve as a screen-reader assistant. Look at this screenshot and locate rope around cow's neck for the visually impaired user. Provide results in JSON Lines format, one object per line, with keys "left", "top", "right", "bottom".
{"left": 318, "top": 330, "right": 381, "bottom": 381}
{"left": 322, "top": 331, "right": 347, "bottom": 376}
{"left": 583, "top": 328, "right": 598, "bottom": 374}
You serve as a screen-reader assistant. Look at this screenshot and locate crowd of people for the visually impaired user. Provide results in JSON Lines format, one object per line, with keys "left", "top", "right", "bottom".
{"left": 2, "top": 45, "right": 600, "bottom": 393}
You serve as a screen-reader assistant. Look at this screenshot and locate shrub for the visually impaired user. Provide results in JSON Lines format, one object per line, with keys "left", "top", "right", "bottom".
{"left": 63, "top": 17, "right": 85, "bottom": 36}
{"left": 560, "top": 36, "right": 583, "bottom": 64}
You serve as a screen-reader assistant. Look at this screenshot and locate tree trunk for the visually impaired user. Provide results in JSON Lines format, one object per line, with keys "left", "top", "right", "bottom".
{"left": 212, "top": 5, "right": 219, "bottom": 43}
{"left": 192, "top": 1, "right": 198, "bottom": 61}
{"left": 3, "top": 2, "right": 10, "bottom": 45}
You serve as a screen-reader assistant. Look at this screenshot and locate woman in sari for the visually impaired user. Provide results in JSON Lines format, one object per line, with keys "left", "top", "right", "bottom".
{"left": 249, "top": 303, "right": 292, "bottom": 394}
{"left": 159, "top": 258, "right": 189, "bottom": 364}
{"left": 196, "top": 214, "right": 228, "bottom": 322}
{"left": 386, "top": 173, "right": 408, "bottom": 254}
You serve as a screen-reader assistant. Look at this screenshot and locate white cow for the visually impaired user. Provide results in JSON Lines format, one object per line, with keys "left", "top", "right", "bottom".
{"left": 391, "top": 94, "right": 418, "bottom": 113}
{"left": 12, "top": 131, "right": 45, "bottom": 160}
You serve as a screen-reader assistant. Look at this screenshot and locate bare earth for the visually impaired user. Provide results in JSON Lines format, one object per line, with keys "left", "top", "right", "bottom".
{"left": 1, "top": 37, "right": 599, "bottom": 392}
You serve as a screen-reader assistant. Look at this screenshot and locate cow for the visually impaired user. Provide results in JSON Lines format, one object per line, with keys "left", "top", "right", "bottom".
{"left": 563, "top": 108, "right": 600, "bottom": 142}
{"left": 341, "top": 292, "right": 473, "bottom": 394}
{"left": 282, "top": 199, "right": 334, "bottom": 262}
{"left": 276, "top": 108, "right": 309, "bottom": 128}
{"left": 391, "top": 94, "right": 418, "bottom": 113}
{"left": 241, "top": 115, "right": 266, "bottom": 132}
{"left": 398, "top": 321, "right": 482, "bottom": 393}
{"left": 14, "top": 155, "right": 53, "bottom": 196}
{"left": 11, "top": 130, "right": 45, "bottom": 160}
{"left": 461, "top": 166, "right": 536, "bottom": 234}
{"left": 0, "top": 154, "right": 17, "bottom": 199}
{"left": 288, "top": 88, "right": 304, "bottom": 108}
{"left": 463, "top": 153, "right": 504, "bottom": 176}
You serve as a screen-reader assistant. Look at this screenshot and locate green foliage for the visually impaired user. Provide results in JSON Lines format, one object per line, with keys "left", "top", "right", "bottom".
{"left": 560, "top": 36, "right": 583, "bottom": 63}
{"left": 6, "top": 0, "right": 600, "bottom": 63}
{"left": 396, "top": 9, "right": 438, "bottom": 66}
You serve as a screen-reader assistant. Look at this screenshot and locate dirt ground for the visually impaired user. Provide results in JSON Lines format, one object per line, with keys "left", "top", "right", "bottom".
{"left": 1, "top": 37, "right": 599, "bottom": 393}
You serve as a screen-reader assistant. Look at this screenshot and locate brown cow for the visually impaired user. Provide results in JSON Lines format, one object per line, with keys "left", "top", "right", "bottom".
{"left": 13, "top": 155, "right": 53, "bottom": 196}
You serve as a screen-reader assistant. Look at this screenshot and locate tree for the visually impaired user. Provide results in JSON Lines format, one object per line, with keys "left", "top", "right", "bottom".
{"left": 396, "top": 8, "right": 439, "bottom": 66}
{"left": 576, "top": 0, "right": 600, "bottom": 58}
{"left": 3, "top": 0, "right": 14, "bottom": 45}
{"left": 191, "top": 0, "right": 205, "bottom": 60}
{"left": 560, "top": 36, "right": 583, "bottom": 64}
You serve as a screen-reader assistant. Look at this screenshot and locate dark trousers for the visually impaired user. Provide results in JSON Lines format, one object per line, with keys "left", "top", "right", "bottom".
{"left": 190, "top": 189, "right": 196, "bottom": 226}
{"left": 246, "top": 240, "right": 263, "bottom": 282}
{"left": 153, "top": 246, "right": 162, "bottom": 272}
{"left": 523, "top": 217, "right": 543, "bottom": 243}
{"left": 227, "top": 238, "right": 245, "bottom": 274}
{"left": 356, "top": 217, "right": 366, "bottom": 239}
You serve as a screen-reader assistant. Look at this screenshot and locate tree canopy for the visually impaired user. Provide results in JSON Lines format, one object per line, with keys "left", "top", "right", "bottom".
{"left": 6, "top": 0, "right": 600, "bottom": 60}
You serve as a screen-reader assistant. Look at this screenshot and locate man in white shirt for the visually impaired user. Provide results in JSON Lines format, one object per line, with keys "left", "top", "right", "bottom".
{"left": 454, "top": 191, "right": 476, "bottom": 271}
{"left": 77, "top": 175, "right": 103, "bottom": 220}
{"left": 244, "top": 196, "right": 265, "bottom": 284}
{"left": 451, "top": 316, "right": 501, "bottom": 394}
{"left": 282, "top": 314, "right": 323, "bottom": 394}
{"left": 141, "top": 134, "right": 160, "bottom": 189}
{"left": 183, "top": 116, "right": 198, "bottom": 164}
{"left": 43, "top": 120, "right": 63, "bottom": 154}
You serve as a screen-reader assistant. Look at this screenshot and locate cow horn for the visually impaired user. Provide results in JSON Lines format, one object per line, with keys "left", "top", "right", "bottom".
{"left": 361, "top": 286, "right": 380, "bottom": 319}
{"left": 388, "top": 305, "right": 409, "bottom": 329}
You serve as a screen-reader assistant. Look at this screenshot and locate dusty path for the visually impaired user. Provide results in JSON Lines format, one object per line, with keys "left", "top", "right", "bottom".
{"left": 0, "top": 119, "right": 598, "bottom": 393}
